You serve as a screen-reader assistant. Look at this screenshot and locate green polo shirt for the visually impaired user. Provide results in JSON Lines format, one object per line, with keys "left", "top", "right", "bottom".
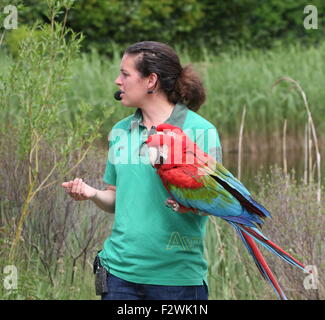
{"left": 98, "top": 102, "right": 222, "bottom": 287}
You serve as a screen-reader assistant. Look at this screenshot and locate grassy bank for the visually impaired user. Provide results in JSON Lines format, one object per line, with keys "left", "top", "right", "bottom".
{"left": 68, "top": 42, "right": 325, "bottom": 147}
{"left": 0, "top": 146, "right": 111, "bottom": 300}
{"left": 205, "top": 166, "right": 324, "bottom": 300}
{"left": 0, "top": 18, "right": 323, "bottom": 300}
{"left": 1, "top": 163, "right": 323, "bottom": 300}
{"left": 1, "top": 41, "right": 324, "bottom": 151}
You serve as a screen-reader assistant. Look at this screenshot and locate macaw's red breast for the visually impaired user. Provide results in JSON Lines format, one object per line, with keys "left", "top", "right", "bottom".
{"left": 158, "top": 165, "right": 204, "bottom": 189}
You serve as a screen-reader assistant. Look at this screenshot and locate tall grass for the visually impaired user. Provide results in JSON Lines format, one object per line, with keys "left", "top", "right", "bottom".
{"left": 0, "top": 9, "right": 324, "bottom": 299}
{"left": 0, "top": 146, "right": 112, "bottom": 300}
{"left": 60, "top": 42, "right": 325, "bottom": 148}
{"left": 1, "top": 161, "right": 323, "bottom": 300}
{"left": 201, "top": 43, "right": 325, "bottom": 136}
{"left": 205, "top": 165, "right": 324, "bottom": 300}
{"left": 1, "top": 40, "right": 324, "bottom": 149}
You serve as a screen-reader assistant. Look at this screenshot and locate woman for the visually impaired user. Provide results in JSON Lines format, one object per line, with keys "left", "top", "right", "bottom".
{"left": 61, "top": 41, "right": 222, "bottom": 300}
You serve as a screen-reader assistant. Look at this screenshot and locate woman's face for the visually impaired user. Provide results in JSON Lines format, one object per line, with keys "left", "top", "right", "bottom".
{"left": 115, "top": 54, "right": 154, "bottom": 108}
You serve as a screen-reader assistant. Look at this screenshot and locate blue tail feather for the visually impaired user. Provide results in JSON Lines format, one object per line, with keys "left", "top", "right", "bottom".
{"left": 229, "top": 222, "right": 288, "bottom": 300}
{"left": 236, "top": 225, "right": 305, "bottom": 272}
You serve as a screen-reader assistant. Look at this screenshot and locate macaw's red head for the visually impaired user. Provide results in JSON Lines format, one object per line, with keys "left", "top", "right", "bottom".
{"left": 145, "top": 124, "right": 197, "bottom": 169}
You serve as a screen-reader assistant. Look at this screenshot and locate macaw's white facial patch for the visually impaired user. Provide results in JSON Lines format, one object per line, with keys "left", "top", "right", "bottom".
{"left": 148, "top": 147, "right": 159, "bottom": 167}
{"left": 159, "top": 144, "right": 169, "bottom": 161}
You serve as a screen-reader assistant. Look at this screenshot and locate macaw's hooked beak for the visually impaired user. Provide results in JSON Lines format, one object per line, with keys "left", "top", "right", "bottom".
{"left": 146, "top": 134, "right": 169, "bottom": 167}
{"left": 146, "top": 135, "right": 161, "bottom": 167}
{"left": 148, "top": 146, "right": 159, "bottom": 167}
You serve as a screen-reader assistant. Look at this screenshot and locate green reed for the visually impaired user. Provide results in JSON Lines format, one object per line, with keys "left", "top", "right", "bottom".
{"left": 1, "top": 18, "right": 324, "bottom": 300}
{"left": 61, "top": 41, "right": 325, "bottom": 142}
{"left": 1, "top": 41, "right": 324, "bottom": 144}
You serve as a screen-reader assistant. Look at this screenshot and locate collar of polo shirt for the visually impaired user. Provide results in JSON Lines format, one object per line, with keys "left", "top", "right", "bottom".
{"left": 129, "top": 102, "right": 188, "bottom": 132}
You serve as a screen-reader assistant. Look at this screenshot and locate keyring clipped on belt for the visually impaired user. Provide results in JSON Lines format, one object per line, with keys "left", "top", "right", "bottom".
{"left": 93, "top": 254, "right": 101, "bottom": 274}
{"left": 93, "top": 251, "right": 108, "bottom": 295}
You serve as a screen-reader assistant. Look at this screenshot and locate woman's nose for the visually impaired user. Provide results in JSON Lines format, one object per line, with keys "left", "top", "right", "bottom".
{"left": 115, "top": 75, "right": 122, "bottom": 86}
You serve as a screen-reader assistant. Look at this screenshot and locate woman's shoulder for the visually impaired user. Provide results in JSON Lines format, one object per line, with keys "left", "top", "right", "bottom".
{"left": 110, "top": 114, "right": 134, "bottom": 131}
{"left": 184, "top": 109, "right": 217, "bottom": 131}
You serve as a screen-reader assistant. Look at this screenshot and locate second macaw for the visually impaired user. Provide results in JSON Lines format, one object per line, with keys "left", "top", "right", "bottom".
{"left": 145, "top": 123, "right": 305, "bottom": 300}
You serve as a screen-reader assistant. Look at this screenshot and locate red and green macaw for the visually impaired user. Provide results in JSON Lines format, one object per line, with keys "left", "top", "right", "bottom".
{"left": 145, "top": 123, "right": 305, "bottom": 300}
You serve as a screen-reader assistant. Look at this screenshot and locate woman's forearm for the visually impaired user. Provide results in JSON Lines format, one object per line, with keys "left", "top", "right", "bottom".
{"left": 90, "top": 189, "right": 116, "bottom": 214}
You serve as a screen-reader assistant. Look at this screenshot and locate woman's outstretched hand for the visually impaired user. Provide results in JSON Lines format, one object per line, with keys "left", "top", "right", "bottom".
{"left": 61, "top": 178, "right": 97, "bottom": 201}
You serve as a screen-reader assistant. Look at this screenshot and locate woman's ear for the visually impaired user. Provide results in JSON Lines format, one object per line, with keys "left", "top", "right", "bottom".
{"left": 147, "top": 72, "right": 158, "bottom": 92}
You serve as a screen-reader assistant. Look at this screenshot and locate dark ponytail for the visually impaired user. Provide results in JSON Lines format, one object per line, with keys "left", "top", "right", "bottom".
{"left": 124, "top": 41, "right": 206, "bottom": 112}
{"left": 170, "top": 64, "right": 206, "bottom": 112}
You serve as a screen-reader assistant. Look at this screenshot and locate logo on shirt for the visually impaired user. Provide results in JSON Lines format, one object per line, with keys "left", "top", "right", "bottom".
{"left": 166, "top": 232, "right": 202, "bottom": 251}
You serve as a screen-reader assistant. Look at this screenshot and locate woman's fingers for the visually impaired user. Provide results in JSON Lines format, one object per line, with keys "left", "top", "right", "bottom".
{"left": 79, "top": 180, "right": 88, "bottom": 200}
{"left": 71, "top": 178, "right": 80, "bottom": 194}
{"left": 81, "top": 181, "right": 85, "bottom": 197}
{"left": 62, "top": 178, "right": 87, "bottom": 201}
{"left": 75, "top": 178, "right": 83, "bottom": 199}
{"left": 75, "top": 178, "right": 85, "bottom": 200}
{"left": 62, "top": 181, "right": 72, "bottom": 193}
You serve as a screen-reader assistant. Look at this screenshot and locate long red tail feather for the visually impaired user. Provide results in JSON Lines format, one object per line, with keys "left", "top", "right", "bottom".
{"left": 241, "top": 232, "right": 287, "bottom": 300}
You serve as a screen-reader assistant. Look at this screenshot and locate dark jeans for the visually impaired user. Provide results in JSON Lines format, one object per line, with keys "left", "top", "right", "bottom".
{"left": 101, "top": 272, "right": 209, "bottom": 300}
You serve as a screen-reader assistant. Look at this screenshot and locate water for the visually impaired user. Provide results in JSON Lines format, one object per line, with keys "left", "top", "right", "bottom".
{"left": 223, "top": 148, "right": 325, "bottom": 193}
